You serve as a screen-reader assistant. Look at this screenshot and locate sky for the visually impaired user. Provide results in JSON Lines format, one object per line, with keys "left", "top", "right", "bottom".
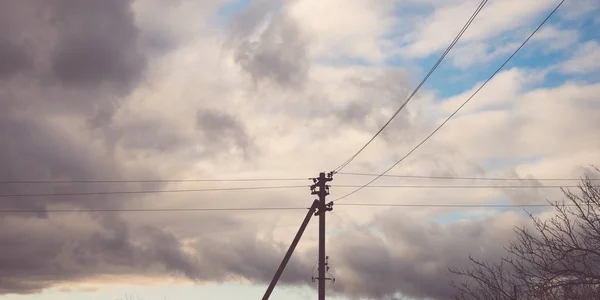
{"left": 0, "top": 0, "right": 599, "bottom": 299}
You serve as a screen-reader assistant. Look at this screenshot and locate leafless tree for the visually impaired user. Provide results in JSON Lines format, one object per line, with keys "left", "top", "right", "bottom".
{"left": 451, "top": 167, "right": 600, "bottom": 300}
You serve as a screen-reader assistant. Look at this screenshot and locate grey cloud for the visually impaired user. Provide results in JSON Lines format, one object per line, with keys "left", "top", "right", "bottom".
{"left": 196, "top": 109, "right": 253, "bottom": 154}
{"left": 277, "top": 68, "right": 416, "bottom": 134}
{"left": 0, "top": 212, "right": 314, "bottom": 293}
{"left": 0, "top": 215, "right": 207, "bottom": 293}
{"left": 193, "top": 230, "right": 314, "bottom": 284}
{"left": 0, "top": 0, "right": 190, "bottom": 293}
{"left": 495, "top": 169, "right": 547, "bottom": 206}
{"left": 327, "top": 212, "right": 524, "bottom": 300}
{"left": 334, "top": 68, "right": 416, "bottom": 143}
{"left": 0, "top": 1, "right": 39, "bottom": 80}
{"left": 228, "top": 0, "right": 275, "bottom": 38}
{"left": 139, "top": 31, "right": 178, "bottom": 56}
{"left": 0, "top": 109, "right": 165, "bottom": 220}
{"left": 0, "top": 108, "right": 263, "bottom": 294}
{"left": 0, "top": 0, "right": 147, "bottom": 126}
{"left": 109, "top": 119, "right": 190, "bottom": 153}
{"left": 229, "top": 1, "right": 309, "bottom": 88}
{"left": 0, "top": 40, "right": 32, "bottom": 79}
{"left": 48, "top": 0, "right": 146, "bottom": 91}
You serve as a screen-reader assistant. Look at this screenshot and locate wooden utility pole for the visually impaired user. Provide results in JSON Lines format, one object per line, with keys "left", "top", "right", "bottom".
{"left": 262, "top": 172, "right": 333, "bottom": 300}
{"left": 312, "top": 172, "right": 333, "bottom": 300}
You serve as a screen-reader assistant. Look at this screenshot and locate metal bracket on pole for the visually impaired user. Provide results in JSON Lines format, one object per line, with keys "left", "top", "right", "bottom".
{"left": 311, "top": 256, "right": 336, "bottom": 284}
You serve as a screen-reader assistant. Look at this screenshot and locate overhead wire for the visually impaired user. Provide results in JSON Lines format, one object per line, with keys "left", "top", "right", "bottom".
{"left": 0, "top": 203, "right": 569, "bottom": 214}
{"left": 333, "top": 184, "right": 578, "bottom": 189}
{"left": 0, "top": 185, "right": 308, "bottom": 198}
{"left": 0, "top": 207, "right": 309, "bottom": 213}
{"left": 332, "top": 0, "right": 489, "bottom": 174}
{"left": 0, "top": 177, "right": 310, "bottom": 184}
{"left": 335, "top": 203, "right": 574, "bottom": 208}
{"left": 0, "top": 184, "right": 577, "bottom": 198}
{"left": 336, "top": 172, "right": 596, "bottom": 181}
{"left": 332, "top": 0, "right": 566, "bottom": 203}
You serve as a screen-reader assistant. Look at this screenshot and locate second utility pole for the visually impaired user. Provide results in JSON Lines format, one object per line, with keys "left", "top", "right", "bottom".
{"left": 312, "top": 172, "right": 333, "bottom": 300}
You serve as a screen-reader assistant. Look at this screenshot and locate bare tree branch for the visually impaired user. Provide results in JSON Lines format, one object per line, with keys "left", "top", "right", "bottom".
{"left": 451, "top": 167, "right": 600, "bottom": 299}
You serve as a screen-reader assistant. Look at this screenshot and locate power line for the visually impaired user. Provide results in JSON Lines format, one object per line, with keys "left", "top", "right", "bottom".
{"left": 332, "top": 0, "right": 488, "bottom": 173}
{"left": 332, "top": 0, "right": 566, "bottom": 203}
{"left": 333, "top": 184, "right": 578, "bottom": 189}
{"left": 0, "top": 184, "right": 575, "bottom": 198}
{"left": 0, "top": 207, "right": 309, "bottom": 213}
{"left": 0, "top": 177, "right": 310, "bottom": 184}
{"left": 336, "top": 203, "right": 571, "bottom": 208}
{"left": 337, "top": 172, "right": 595, "bottom": 181}
{"left": 0, "top": 185, "right": 307, "bottom": 198}
{"left": 0, "top": 203, "right": 569, "bottom": 213}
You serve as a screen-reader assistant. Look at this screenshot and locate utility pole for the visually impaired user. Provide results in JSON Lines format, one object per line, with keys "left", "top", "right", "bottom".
{"left": 262, "top": 172, "right": 333, "bottom": 300}
{"left": 311, "top": 172, "right": 333, "bottom": 300}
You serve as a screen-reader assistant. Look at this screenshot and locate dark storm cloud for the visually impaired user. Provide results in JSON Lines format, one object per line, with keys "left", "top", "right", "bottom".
{"left": 0, "top": 40, "right": 32, "bottom": 79}
{"left": 0, "top": 1, "right": 38, "bottom": 80}
{"left": 0, "top": 215, "right": 208, "bottom": 293}
{"left": 0, "top": 0, "right": 146, "bottom": 90}
{"left": 0, "top": 0, "right": 147, "bottom": 127}
{"left": 0, "top": 210, "right": 315, "bottom": 294}
{"left": 48, "top": 0, "right": 146, "bottom": 90}
{"left": 0, "top": 0, "right": 187, "bottom": 294}
{"left": 194, "top": 231, "right": 314, "bottom": 284}
{"left": 228, "top": 1, "right": 309, "bottom": 88}
{"left": 327, "top": 211, "right": 524, "bottom": 300}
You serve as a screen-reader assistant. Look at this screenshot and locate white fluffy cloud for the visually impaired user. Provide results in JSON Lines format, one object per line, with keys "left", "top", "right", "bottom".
{"left": 560, "top": 40, "right": 600, "bottom": 74}
{"left": 396, "top": 0, "right": 558, "bottom": 58}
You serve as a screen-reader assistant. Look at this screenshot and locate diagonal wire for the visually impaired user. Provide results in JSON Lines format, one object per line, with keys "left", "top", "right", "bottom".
{"left": 332, "top": 0, "right": 566, "bottom": 203}
{"left": 332, "top": 0, "right": 488, "bottom": 173}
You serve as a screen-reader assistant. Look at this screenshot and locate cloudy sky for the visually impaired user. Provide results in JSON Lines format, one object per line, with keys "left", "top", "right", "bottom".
{"left": 1, "top": 0, "right": 599, "bottom": 299}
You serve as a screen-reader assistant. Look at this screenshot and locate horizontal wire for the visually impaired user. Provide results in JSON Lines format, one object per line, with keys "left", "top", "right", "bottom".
{"left": 0, "top": 177, "right": 310, "bottom": 184}
{"left": 0, "top": 203, "right": 568, "bottom": 213}
{"left": 336, "top": 172, "right": 595, "bottom": 181}
{"left": 335, "top": 203, "right": 570, "bottom": 208}
{"left": 0, "top": 207, "right": 309, "bottom": 213}
{"left": 332, "top": 185, "right": 578, "bottom": 189}
{"left": 0, "top": 185, "right": 308, "bottom": 198}
{"left": 0, "top": 184, "right": 577, "bottom": 198}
